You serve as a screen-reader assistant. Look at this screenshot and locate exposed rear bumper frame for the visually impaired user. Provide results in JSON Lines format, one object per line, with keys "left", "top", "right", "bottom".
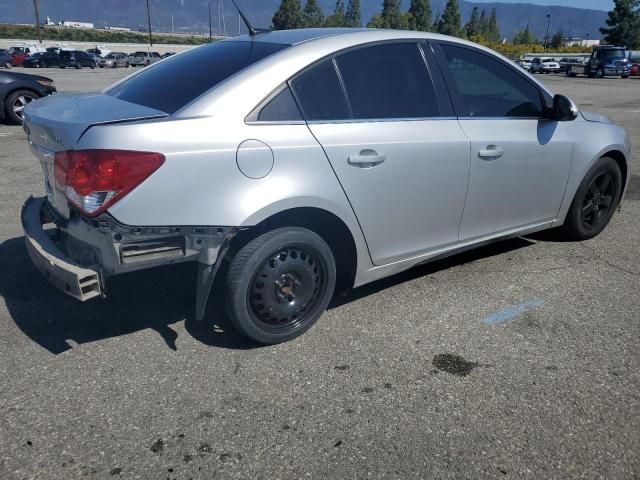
{"left": 21, "top": 196, "right": 103, "bottom": 301}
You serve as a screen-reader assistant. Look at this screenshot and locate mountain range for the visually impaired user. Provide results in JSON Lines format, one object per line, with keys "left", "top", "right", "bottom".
{"left": 0, "top": 0, "right": 608, "bottom": 41}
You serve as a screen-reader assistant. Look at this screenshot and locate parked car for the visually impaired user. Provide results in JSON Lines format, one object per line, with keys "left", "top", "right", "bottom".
{"left": 162, "top": 52, "right": 176, "bottom": 59}
{"left": 1, "top": 70, "right": 55, "bottom": 123}
{"left": 516, "top": 58, "right": 532, "bottom": 71}
{"left": 22, "top": 51, "right": 60, "bottom": 68}
{"left": 129, "top": 51, "right": 161, "bottom": 66}
{"left": 10, "top": 51, "right": 30, "bottom": 67}
{"left": 59, "top": 50, "right": 97, "bottom": 69}
{"left": 629, "top": 57, "right": 640, "bottom": 76}
{"left": 530, "top": 57, "right": 560, "bottom": 74}
{"left": 99, "top": 52, "right": 130, "bottom": 68}
{"left": 21, "top": 30, "right": 630, "bottom": 345}
{"left": 9, "top": 46, "right": 32, "bottom": 54}
{"left": 0, "top": 49, "right": 12, "bottom": 69}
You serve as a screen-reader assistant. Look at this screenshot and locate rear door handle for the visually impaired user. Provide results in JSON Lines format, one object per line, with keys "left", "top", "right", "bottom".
{"left": 478, "top": 145, "right": 504, "bottom": 160}
{"left": 348, "top": 149, "right": 386, "bottom": 168}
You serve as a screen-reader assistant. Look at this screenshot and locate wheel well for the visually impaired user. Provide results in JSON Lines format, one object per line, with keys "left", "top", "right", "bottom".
{"left": 604, "top": 150, "right": 628, "bottom": 189}
{"left": 5, "top": 87, "right": 40, "bottom": 103}
{"left": 231, "top": 208, "right": 358, "bottom": 293}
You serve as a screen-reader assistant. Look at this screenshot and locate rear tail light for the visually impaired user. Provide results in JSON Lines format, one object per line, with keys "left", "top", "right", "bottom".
{"left": 54, "top": 149, "right": 164, "bottom": 216}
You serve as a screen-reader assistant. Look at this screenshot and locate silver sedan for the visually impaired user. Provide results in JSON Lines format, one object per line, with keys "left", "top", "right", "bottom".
{"left": 21, "top": 29, "right": 631, "bottom": 344}
{"left": 98, "top": 52, "right": 130, "bottom": 68}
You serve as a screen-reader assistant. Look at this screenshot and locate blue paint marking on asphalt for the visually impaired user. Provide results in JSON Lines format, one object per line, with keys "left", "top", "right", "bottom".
{"left": 482, "top": 298, "right": 545, "bottom": 325}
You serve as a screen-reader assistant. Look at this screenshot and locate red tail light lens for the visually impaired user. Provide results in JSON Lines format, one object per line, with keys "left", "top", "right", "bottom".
{"left": 54, "top": 149, "right": 165, "bottom": 216}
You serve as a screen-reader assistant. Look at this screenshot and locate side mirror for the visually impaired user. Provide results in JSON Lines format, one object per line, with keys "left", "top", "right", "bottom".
{"left": 552, "top": 94, "right": 578, "bottom": 121}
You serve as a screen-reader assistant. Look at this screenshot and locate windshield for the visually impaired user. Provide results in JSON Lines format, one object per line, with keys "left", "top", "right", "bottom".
{"left": 106, "top": 41, "right": 288, "bottom": 114}
{"left": 602, "top": 50, "right": 625, "bottom": 59}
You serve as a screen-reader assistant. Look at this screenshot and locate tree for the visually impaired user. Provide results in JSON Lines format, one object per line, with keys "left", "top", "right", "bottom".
{"left": 513, "top": 25, "right": 536, "bottom": 45}
{"left": 302, "top": 0, "right": 324, "bottom": 28}
{"left": 380, "top": 0, "right": 403, "bottom": 29}
{"left": 325, "top": 0, "right": 346, "bottom": 27}
{"left": 437, "top": 0, "right": 461, "bottom": 37}
{"left": 600, "top": 0, "right": 640, "bottom": 49}
{"left": 345, "top": 0, "right": 361, "bottom": 27}
{"left": 465, "top": 6, "right": 480, "bottom": 38}
{"left": 272, "top": 0, "right": 303, "bottom": 30}
{"left": 486, "top": 8, "right": 500, "bottom": 42}
{"left": 408, "top": 0, "right": 432, "bottom": 32}
{"left": 549, "top": 29, "right": 566, "bottom": 49}
{"left": 479, "top": 9, "right": 488, "bottom": 37}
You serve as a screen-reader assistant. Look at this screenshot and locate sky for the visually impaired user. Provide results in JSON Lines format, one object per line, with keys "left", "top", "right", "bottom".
{"left": 469, "top": 0, "right": 613, "bottom": 11}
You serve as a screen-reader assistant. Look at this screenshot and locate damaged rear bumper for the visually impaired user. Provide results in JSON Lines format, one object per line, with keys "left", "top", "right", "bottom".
{"left": 21, "top": 197, "right": 238, "bottom": 315}
{"left": 22, "top": 196, "right": 103, "bottom": 301}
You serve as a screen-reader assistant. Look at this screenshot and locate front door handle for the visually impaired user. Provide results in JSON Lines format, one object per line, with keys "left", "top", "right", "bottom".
{"left": 348, "top": 149, "right": 386, "bottom": 168}
{"left": 478, "top": 145, "right": 504, "bottom": 160}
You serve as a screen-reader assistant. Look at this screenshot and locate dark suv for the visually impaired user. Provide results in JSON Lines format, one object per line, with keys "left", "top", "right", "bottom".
{"left": 59, "top": 50, "right": 96, "bottom": 69}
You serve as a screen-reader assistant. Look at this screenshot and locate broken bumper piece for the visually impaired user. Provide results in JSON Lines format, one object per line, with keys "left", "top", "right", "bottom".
{"left": 21, "top": 196, "right": 102, "bottom": 301}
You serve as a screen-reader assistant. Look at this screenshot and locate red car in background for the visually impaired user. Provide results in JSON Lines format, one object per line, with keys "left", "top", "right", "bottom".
{"left": 10, "top": 51, "right": 30, "bottom": 66}
{"left": 630, "top": 57, "right": 640, "bottom": 76}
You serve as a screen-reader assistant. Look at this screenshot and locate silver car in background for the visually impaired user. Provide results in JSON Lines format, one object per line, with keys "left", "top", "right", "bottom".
{"left": 98, "top": 52, "right": 130, "bottom": 68}
{"left": 129, "top": 51, "right": 161, "bottom": 67}
{"left": 21, "top": 29, "right": 631, "bottom": 344}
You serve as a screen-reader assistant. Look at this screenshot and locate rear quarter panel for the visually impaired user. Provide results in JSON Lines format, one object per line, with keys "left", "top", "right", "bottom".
{"left": 77, "top": 116, "right": 374, "bottom": 277}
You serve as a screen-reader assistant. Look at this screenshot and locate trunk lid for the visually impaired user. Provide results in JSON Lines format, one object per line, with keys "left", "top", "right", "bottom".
{"left": 23, "top": 92, "right": 168, "bottom": 218}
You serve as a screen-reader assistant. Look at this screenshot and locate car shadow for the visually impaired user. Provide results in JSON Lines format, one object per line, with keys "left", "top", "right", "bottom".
{"left": 0, "top": 236, "right": 256, "bottom": 354}
{"left": 1, "top": 235, "right": 535, "bottom": 354}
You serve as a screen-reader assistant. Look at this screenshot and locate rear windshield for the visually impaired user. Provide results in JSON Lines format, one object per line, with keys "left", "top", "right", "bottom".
{"left": 106, "top": 41, "right": 287, "bottom": 114}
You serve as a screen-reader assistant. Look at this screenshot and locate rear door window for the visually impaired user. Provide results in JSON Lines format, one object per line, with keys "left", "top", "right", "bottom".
{"left": 106, "top": 41, "right": 288, "bottom": 114}
{"left": 335, "top": 43, "right": 440, "bottom": 119}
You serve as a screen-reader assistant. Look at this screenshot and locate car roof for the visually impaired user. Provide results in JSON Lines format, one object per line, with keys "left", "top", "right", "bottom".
{"left": 232, "top": 27, "right": 464, "bottom": 46}
{"left": 233, "top": 28, "right": 369, "bottom": 45}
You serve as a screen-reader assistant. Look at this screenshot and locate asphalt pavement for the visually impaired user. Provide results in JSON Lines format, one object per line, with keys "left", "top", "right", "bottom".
{"left": 0, "top": 68, "right": 638, "bottom": 479}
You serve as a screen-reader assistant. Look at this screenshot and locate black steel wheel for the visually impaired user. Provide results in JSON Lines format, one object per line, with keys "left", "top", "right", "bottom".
{"left": 596, "top": 67, "right": 605, "bottom": 78}
{"left": 580, "top": 172, "right": 615, "bottom": 230}
{"left": 562, "top": 157, "right": 622, "bottom": 240}
{"left": 225, "top": 227, "right": 336, "bottom": 344}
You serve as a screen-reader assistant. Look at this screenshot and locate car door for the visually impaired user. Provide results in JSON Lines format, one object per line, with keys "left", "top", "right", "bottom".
{"left": 433, "top": 42, "right": 572, "bottom": 242}
{"left": 291, "top": 42, "right": 470, "bottom": 266}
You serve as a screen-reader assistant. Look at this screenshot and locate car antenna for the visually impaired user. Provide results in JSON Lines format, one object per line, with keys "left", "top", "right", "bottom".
{"left": 230, "top": 0, "right": 270, "bottom": 37}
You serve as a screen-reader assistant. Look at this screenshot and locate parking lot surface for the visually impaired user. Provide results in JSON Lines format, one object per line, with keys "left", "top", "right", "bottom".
{"left": 1, "top": 69, "right": 639, "bottom": 479}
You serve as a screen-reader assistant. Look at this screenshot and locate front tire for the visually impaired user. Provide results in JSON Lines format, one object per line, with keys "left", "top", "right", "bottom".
{"left": 561, "top": 157, "right": 622, "bottom": 240}
{"left": 4, "top": 89, "right": 37, "bottom": 124}
{"left": 596, "top": 67, "right": 605, "bottom": 78}
{"left": 225, "top": 227, "right": 336, "bottom": 345}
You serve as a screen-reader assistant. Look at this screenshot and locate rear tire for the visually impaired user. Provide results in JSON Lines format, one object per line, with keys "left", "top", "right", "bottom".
{"left": 225, "top": 227, "right": 336, "bottom": 345}
{"left": 561, "top": 157, "right": 622, "bottom": 240}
